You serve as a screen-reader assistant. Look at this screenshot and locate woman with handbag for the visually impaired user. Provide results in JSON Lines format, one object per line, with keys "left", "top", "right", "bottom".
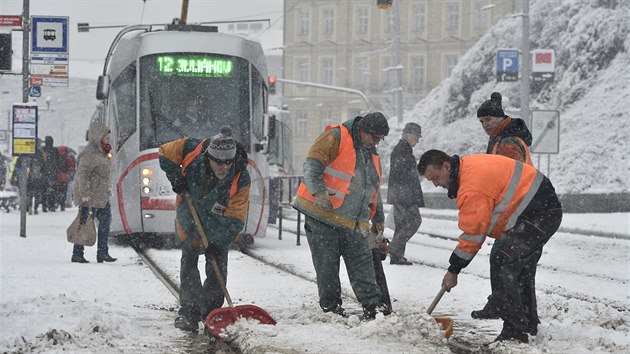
{"left": 70, "top": 120, "right": 116, "bottom": 264}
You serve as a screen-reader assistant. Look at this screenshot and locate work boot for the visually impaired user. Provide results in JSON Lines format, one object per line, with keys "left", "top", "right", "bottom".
{"left": 471, "top": 300, "right": 500, "bottom": 319}
{"left": 494, "top": 325, "right": 528, "bottom": 343}
{"left": 363, "top": 304, "right": 377, "bottom": 321}
{"left": 71, "top": 255, "right": 89, "bottom": 263}
{"left": 34, "top": 208, "right": 38, "bottom": 215}
{"left": 27, "top": 206, "right": 32, "bottom": 215}
{"left": 390, "top": 254, "right": 413, "bottom": 265}
{"left": 174, "top": 315, "right": 199, "bottom": 332}
{"left": 323, "top": 304, "right": 346, "bottom": 317}
{"left": 97, "top": 254, "right": 117, "bottom": 263}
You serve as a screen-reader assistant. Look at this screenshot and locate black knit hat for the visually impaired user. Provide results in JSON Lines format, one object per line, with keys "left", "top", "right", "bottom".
{"left": 205, "top": 126, "right": 236, "bottom": 160}
{"left": 357, "top": 112, "right": 390, "bottom": 136}
{"left": 477, "top": 92, "right": 507, "bottom": 118}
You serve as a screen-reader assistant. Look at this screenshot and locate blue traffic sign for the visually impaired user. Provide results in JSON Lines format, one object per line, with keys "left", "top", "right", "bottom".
{"left": 496, "top": 49, "right": 519, "bottom": 82}
{"left": 32, "top": 16, "right": 69, "bottom": 53}
{"left": 29, "top": 86, "right": 41, "bottom": 97}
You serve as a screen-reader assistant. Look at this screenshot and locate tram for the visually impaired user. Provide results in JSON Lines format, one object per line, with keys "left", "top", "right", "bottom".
{"left": 92, "top": 23, "right": 275, "bottom": 246}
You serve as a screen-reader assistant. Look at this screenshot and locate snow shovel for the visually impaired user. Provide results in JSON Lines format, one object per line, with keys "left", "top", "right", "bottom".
{"left": 426, "top": 285, "right": 454, "bottom": 339}
{"left": 184, "top": 196, "right": 277, "bottom": 339}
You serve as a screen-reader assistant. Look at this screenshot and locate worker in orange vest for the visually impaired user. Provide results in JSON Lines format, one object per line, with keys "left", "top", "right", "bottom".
{"left": 294, "top": 112, "right": 390, "bottom": 321}
{"left": 418, "top": 150, "right": 562, "bottom": 343}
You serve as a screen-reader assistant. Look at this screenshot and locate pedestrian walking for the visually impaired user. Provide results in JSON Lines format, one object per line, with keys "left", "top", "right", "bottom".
{"left": 386, "top": 122, "right": 424, "bottom": 265}
{"left": 418, "top": 150, "right": 562, "bottom": 343}
{"left": 293, "top": 112, "right": 391, "bottom": 320}
{"left": 41, "top": 136, "right": 62, "bottom": 212}
{"left": 159, "top": 126, "right": 250, "bottom": 332}
{"left": 71, "top": 121, "right": 117, "bottom": 264}
{"left": 472, "top": 92, "right": 534, "bottom": 320}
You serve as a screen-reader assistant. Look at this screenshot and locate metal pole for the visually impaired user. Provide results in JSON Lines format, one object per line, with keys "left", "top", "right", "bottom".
{"left": 392, "top": 0, "right": 403, "bottom": 124}
{"left": 19, "top": 0, "right": 30, "bottom": 238}
{"left": 180, "top": 0, "right": 189, "bottom": 24}
{"left": 520, "top": 0, "right": 530, "bottom": 125}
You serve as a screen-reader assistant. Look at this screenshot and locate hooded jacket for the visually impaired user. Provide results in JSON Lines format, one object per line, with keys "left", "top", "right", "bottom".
{"left": 73, "top": 121, "right": 112, "bottom": 208}
{"left": 387, "top": 138, "right": 424, "bottom": 207}
{"left": 486, "top": 117, "right": 533, "bottom": 164}
{"left": 158, "top": 137, "right": 250, "bottom": 249}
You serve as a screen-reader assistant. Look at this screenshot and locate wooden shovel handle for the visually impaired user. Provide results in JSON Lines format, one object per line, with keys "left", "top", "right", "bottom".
{"left": 184, "top": 195, "right": 234, "bottom": 308}
{"left": 426, "top": 285, "right": 448, "bottom": 315}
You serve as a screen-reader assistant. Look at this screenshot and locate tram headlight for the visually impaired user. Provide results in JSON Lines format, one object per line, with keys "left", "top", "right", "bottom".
{"left": 142, "top": 177, "right": 151, "bottom": 186}
{"left": 142, "top": 186, "right": 151, "bottom": 194}
{"left": 141, "top": 167, "right": 154, "bottom": 177}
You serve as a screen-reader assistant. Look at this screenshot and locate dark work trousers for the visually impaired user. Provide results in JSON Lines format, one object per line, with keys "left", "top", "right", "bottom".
{"left": 389, "top": 204, "right": 422, "bottom": 257}
{"left": 178, "top": 240, "right": 229, "bottom": 321}
{"left": 490, "top": 206, "right": 562, "bottom": 334}
{"left": 371, "top": 249, "right": 392, "bottom": 311}
{"left": 304, "top": 216, "right": 381, "bottom": 310}
{"left": 72, "top": 204, "right": 112, "bottom": 257}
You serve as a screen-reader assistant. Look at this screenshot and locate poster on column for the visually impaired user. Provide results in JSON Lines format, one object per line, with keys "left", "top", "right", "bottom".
{"left": 12, "top": 103, "right": 38, "bottom": 156}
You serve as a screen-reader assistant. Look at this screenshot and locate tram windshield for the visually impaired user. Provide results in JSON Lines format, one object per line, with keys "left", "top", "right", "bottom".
{"left": 139, "top": 53, "right": 251, "bottom": 150}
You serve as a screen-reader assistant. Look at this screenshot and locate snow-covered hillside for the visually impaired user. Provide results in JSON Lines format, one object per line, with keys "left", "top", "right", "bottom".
{"left": 382, "top": 0, "right": 629, "bottom": 194}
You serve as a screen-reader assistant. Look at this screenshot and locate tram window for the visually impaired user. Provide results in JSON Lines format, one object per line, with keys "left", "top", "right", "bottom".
{"left": 112, "top": 64, "right": 137, "bottom": 150}
{"left": 139, "top": 53, "right": 251, "bottom": 151}
{"left": 251, "top": 67, "right": 264, "bottom": 142}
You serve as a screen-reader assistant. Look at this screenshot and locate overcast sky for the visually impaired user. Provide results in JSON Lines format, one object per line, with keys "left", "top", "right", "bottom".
{"left": 1, "top": 0, "right": 284, "bottom": 78}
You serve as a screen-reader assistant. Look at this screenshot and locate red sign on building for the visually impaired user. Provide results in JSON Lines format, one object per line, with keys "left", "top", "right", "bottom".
{"left": 0, "top": 15, "right": 22, "bottom": 27}
{"left": 536, "top": 52, "right": 552, "bottom": 64}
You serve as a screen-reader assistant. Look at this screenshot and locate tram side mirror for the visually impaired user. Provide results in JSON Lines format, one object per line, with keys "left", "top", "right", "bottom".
{"left": 268, "top": 115, "right": 277, "bottom": 140}
{"left": 96, "top": 75, "right": 111, "bottom": 100}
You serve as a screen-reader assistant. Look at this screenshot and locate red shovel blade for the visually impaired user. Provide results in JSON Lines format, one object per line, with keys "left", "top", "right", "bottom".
{"left": 205, "top": 305, "right": 277, "bottom": 338}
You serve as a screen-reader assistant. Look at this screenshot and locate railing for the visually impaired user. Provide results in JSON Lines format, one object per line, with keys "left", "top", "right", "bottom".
{"left": 268, "top": 175, "right": 303, "bottom": 245}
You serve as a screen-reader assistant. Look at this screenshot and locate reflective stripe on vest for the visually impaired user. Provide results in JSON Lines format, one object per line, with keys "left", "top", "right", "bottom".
{"left": 454, "top": 160, "right": 543, "bottom": 260}
{"left": 297, "top": 124, "right": 381, "bottom": 218}
{"left": 492, "top": 136, "right": 533, "bottom": 165}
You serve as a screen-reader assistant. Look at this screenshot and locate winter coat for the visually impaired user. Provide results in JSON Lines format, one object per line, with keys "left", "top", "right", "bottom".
{"left": 446, "top": 154, "right": 555, "bottom": 270}
{"left": 293, "top": 117, "right": 385, "bottom": 232}
{"left": 158, "top": 138, "right": 250, "bottom": 249}
{"left": 486, "top": 117, "right": 533, "bottom": 165}
{"left": 56, "top": 146, "right": 76, "bottom": 183}
{"left": 41, "top": 144, "right": 62, "bottom": 181}
{"left": 386, "top": 139, "right": 424, "bottom": 207}
{"left": 73, "top": 121, "right": 112, "bottom": 208}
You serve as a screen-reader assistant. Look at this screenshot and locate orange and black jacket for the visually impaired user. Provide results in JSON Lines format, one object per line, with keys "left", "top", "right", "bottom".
{"left": 446, "top": 154, "right": 555, "bottom": 274}
{"left": 487, "top": 117, "right": 533, "bottom": 165}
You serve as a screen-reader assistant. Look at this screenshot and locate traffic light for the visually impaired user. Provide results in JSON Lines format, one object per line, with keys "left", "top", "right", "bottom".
{"left": 268, "top": 75, "right": 277, "bottom": 95}
{"left": 0, "top": 33, "right": 12, "bottom": 72}
{"left": 376, "top": 0, "right": 392, "bottom": 9}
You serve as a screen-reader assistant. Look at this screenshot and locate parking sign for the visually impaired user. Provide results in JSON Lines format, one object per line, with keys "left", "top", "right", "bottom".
{"left": 496, "top": 49, "right": 519, "bottom": 82}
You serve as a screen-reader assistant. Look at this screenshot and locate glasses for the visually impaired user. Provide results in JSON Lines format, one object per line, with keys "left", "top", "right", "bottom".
{"left": 208, "top": 156, "right": 234, "bottom": 166}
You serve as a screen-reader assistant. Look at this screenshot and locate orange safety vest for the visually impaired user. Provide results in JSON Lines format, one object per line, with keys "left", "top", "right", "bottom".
{"left": 491, "top": 136, "right": 533, "bottom": 166}
{"left": 297, "top": 124, "right": 382, "bottom": 219}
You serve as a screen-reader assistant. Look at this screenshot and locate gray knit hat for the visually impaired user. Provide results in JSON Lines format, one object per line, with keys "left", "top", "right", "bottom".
{"left": 205, "top": 126, "right": 236, "bottom": 161}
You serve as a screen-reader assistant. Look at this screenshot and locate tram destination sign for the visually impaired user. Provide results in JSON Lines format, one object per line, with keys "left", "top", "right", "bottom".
{"left": 156, "top": 55, "right": 233, "bottom": 77}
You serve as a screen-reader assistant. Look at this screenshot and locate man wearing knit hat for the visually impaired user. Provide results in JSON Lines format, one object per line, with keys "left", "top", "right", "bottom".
{"left": 159, "top": 126, "right": 251, "bottom": 332}
{"left": 294, "top": 112, "right": 391, "bottom": 320}
{"left": 386, "top": 122, "right": 424, "bottom": 265}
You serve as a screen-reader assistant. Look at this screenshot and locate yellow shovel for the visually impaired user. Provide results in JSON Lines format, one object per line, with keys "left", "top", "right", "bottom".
{"left": 426, "top": 285, "right": 454, "bottom": 339}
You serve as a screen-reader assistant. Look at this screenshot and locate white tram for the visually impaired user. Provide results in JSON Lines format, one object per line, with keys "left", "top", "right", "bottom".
{"left": 93, "top": 24, "right": 276, "bottom": 245}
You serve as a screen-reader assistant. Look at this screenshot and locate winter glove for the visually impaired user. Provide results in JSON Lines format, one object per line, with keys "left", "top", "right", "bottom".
{"left": 379, "top": 238, "right": 390, "bottom": 261}
{"left": 313, "top": 190, "right": 333, "bottom": 211}
{"left": 172, "top": 178, "right": 189, "bottom": 196}
{"left": 205, "top": 241, "right": 222, "bottom": 260}
{"left": 79, "top": 207, "right": 90, "bottom": 225}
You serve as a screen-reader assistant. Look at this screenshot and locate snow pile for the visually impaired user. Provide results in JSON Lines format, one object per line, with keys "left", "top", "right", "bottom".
{"left": 382, "top": 0, "right": 630, "bottom": 194}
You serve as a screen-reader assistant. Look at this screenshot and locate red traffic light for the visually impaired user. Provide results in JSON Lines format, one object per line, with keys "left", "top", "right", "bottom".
{"left": 268, "top": 75, "right": 277, "bottom": 84}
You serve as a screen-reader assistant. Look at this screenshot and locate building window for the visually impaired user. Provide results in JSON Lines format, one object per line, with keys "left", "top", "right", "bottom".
{"left": 474, "top": 1, "right": 489, "bottom": 30}
{"left": 321, "top": 57, "right": 334, "bottom": 85}
{"left": 322, "top": 8, "right": 335, "bottom": 36}
{"left": 411, "top": 56, "right": 425, "bottom": 92}
{"left": 320, "top": 111, "right": 333, "bottom": 131}
{"left": 296, "top": 111, "right": 308, "bottom": 137}
{"left": 354, "top": 56, "right": 369, "bottom": 90}
{"left": 411, "top": 3, "right": 426, "bottom": 34}
{"left": 443, "top": 54, "right": 459, "bottom": 78}
{"left": 296, "top": 58, "right": 310, "bottom": 82}
{"left": 446, "top": 2, "right": 460, "bottom": 33}
{"left": 355, "top": 6, "right": 369, "bottom": 35}
{"left": 298, "top": 8, "right": 311, "bottom": 36}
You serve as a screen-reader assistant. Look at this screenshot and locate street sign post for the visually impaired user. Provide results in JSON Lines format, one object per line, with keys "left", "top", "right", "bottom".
{"left": 0, "top": 15, "right": 22, "bottom": 27}
{"left": 496, "top": 49, "right": 519, "bottom": 82}
{"left": 30, "top": 16, "right": 69, "bottom": 87}
{"left": 532, "top": 49, "right": 555, "bottom": 84}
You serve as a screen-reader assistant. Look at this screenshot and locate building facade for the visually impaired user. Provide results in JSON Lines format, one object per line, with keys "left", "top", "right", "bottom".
{"left": 281, "top": 0, "right": 520, "bottom": 172}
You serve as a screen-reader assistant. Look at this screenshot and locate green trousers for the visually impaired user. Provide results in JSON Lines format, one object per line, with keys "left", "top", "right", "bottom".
{"left": 305, "top": 216, "right": 381, "bottom": 310}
